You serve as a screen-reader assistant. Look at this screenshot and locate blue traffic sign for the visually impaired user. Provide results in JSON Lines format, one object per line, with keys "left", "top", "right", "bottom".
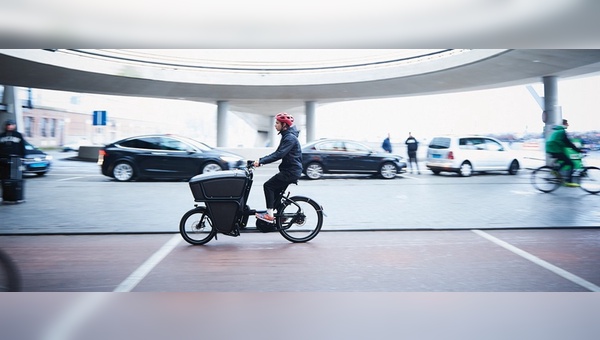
{"left": 93, "top": 110, "right": 107, "bottom": 126}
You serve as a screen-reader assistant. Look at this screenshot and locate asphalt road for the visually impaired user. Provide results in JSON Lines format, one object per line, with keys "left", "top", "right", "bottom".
{"left": 1, "top": 150, "right": 599, "bottom": 234}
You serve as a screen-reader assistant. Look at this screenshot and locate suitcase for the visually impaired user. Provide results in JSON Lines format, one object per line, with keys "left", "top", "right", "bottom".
{"left": 9, "top": 157, "right": 22, "bottom": 180}
{"left": 1, "top": 179, "right": 24, "bottom": 203}
{"left": 0, "top": 157, "right": 22, "bottom": 180}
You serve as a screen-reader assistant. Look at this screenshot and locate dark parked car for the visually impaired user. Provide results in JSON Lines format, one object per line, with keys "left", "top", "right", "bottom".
{"left": 23, "top": 141, "right": 52, "bottom": 176}
{"left": 98, "top": 134, "right": 245, "bottom": 182}
{"left": 301, "top": 139, "right": 406, "bottom": 179}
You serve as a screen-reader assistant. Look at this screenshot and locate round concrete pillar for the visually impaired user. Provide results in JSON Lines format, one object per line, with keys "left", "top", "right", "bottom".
{"left": 305, "top": 101, "right": 316, "bottom": 143}
{"left": 216, "top": 100, "right": 229, "bottom": 147}
{"left": 543, "top": 76, "right": 561, "bottom": 165}
{"left": 1, "top": 86, "right": 24, "bottom": 132}
{"left": 543, "top": 76, "right": 560, "bottom": 140}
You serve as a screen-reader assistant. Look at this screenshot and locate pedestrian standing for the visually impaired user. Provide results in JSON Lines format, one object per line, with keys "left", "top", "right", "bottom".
{"left": 405, "top": 132, "right": 420, "bottom": 174}
{"left": 0, "top": 119, "right": 26, "bottom": 180}
{"left": 382, "top": 133, "right": 392, "bottom": 153}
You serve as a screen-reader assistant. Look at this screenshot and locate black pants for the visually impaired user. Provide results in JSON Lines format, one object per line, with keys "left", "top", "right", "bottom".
{"left": 263, "top": 172, "right": 299, "bottom": 209}
{"left": 549, "top": 152, "right": 575, "bottom": 182}
{"left": 407, "top": 151, "right": 419, "bottom": 171}
{"left": 0, "top": 158, "right": 9, "bottom": 180}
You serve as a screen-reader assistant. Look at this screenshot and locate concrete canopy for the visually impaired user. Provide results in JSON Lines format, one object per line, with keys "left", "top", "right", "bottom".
{"left": 1, "top": 49, "right": 600, "bottom": 132}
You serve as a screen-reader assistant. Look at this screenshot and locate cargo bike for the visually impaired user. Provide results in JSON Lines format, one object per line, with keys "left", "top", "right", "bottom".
{"left": 179, "top": 161, "right": 324, "bottom": 245}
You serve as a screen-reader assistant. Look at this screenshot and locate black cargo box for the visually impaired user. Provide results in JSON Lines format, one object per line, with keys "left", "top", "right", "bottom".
{"left": 189, "top": 170, "right": 248, "bottom": 202}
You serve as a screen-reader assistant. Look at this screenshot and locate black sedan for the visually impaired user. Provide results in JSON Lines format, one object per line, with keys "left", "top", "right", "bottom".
{"left": 301, "top": 139, "right": 406, "bottom": 179}
{"left": 98, "top": 134, "right": 245, "bottom": 182}
{"left": 23, "top": 141, "right": 52, "bottom": 176}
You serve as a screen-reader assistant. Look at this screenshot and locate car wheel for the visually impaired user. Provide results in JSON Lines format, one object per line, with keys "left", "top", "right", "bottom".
{"left": 431, "top": 170, "right": 441, "bottom": 175}
{"left": 458, "top": 161, "right": 473, "bottom": 177}
{"left": 508, "top": 160, "right": 520, "bottom": 175}
{"left": 113, "top": 162, "right": 135, "bottom": 182}
{"left": 202, "top": 162, "right": 222, "bottom": 173}
{"left": 379, "top": 162, "right": 398, "bottom": 179}
{"left": 305, "top": 162, "right": 324, "bottom": 180}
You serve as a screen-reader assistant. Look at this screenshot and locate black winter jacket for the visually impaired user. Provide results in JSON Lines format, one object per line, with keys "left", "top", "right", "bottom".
{"left": 0, "top": 130, "right": 26, "bottom": 158}
{"left": 259, "top": 125, "right": 303, "bottom": 179}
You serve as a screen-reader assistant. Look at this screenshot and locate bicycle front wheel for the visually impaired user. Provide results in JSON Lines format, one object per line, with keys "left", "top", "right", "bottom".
{"left": 0, "top": 249, "right": 21, "bottom": 292}
{"left": 579, "top": 166, "right": 600, "bottom": 194}
{"left": 179, "top": 207, "right": 217, "bottom": 245}
{"left": 531, "top": 166, "right": 562, "bottom": 193}
{"left": 278, "top": 196, "right": 323, "bottom": 243}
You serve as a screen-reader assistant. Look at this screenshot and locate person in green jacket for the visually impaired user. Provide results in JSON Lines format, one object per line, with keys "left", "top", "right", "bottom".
{"left": 545, "top": 119, "right": 583, "bottom": 186}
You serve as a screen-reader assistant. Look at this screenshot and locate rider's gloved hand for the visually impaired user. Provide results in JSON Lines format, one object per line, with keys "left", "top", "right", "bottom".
{"left": 253, "top": 160, "right": 260, "bottom": 167}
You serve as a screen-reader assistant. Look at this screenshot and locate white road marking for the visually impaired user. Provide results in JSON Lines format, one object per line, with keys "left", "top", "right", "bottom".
{"left": 472, "top": 229, "right": 600, "bottom": 292}
{"left": 113, "top": 234, "right": 181, "bottom": 292}
{"left": 57, "top": 177, "right": 84, "bottom": 181}
{"left": 41, "top": 293, "right": 110, "bottom": 340}
{"left": 509, "top": 190, "right": 537, "bottom": 195}
{"left": 53, "top": 174, "right": 103, "bottom": 181}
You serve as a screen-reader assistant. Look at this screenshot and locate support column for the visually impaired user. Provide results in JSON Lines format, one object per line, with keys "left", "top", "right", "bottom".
{"left": 543, "top": 76, "right": 560, "bottom": 165}
{"left": 268, "top": 115, "right": 277, "bottom": 147}
{"left": 305, "top": 101, "right": 316, "bottom": 143}
{"left": 1, "top": 86, "right": 24, "bottom": 132}
{"left": 543, "top": 76, "right": 560, "bottom": 140}
{"left": 216, "top": 100, "right": 229, "bottom": 147}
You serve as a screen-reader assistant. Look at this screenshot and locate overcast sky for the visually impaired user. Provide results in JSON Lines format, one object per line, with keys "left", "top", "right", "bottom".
{"left": 314, "top": 74, "right": 600, "bottom": 142}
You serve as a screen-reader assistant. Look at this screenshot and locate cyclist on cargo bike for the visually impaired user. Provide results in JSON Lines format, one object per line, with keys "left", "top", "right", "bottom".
{"left": 254, "top": 112, "right": 303, "bottom": 224}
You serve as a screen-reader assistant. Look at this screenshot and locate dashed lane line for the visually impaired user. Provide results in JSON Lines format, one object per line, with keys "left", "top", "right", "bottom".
{"left": 113, "top": 234, "right": 182, "bottom": 292}
{"left": 472, "top": 229, "right": 600, "bottom": 292}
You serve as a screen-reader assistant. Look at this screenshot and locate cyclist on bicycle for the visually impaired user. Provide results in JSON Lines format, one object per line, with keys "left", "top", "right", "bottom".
{"left": 254, "top": 112, "right": 303, "bottom": 223}
{"left": 545, "top": 119, "right": 583, "bottom": 187}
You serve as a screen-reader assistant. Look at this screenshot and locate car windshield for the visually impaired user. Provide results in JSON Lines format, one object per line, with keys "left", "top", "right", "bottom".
{"left": 429, "top": 137, "right": 451, "bottom": 149}
{"left": 119, "top": 135, "right": 213, "bottom": 152}
{"left": 24, "top": 142, "right": 36, "bottom": 151}
{"left": 173, "top": 136, "right": 212, "bottom": 151}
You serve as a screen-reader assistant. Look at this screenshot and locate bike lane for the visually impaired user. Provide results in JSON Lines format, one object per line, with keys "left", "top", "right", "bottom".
{"left": 1, "top": 229, "right": 599, "bottom": 292}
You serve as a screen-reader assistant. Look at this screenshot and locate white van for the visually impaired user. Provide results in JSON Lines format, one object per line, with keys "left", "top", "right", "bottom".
{"left": 426, "top": 135, "right": 520, "bottom": 176}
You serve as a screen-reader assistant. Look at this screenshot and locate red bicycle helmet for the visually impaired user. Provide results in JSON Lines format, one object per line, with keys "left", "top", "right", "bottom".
{"left": 275, "top": 112, "right": 294, "bottom": 127}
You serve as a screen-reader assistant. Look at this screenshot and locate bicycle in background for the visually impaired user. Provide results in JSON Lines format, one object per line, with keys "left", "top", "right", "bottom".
{"left": 531, "top": 151, "right": 600, "bottom": 194}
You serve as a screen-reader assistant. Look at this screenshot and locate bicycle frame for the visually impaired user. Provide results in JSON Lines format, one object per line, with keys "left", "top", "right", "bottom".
{"left": 551, "top": 149, "right": 584, "bottom": 172}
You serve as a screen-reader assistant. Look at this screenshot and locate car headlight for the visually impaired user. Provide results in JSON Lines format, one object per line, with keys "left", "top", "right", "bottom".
{"left": 45, "top": 155, "right": 53, "bottom": 161}
{"left": 220, "top": 156, "right": 242, "bottom": 163}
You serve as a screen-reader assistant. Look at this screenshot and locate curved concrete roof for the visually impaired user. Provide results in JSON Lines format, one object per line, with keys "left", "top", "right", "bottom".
{"left": 2, "top": 49, "right": 600, "bottom": 119}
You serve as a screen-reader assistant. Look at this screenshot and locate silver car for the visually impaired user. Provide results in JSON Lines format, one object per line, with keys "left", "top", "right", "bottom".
{"left": 426, "top": 135, "right": 520, "bottom": 177}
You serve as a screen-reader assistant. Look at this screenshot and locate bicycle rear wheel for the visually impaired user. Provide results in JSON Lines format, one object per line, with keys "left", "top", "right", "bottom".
{"left": 579, "top": 166, "right": 600, "bottom": 194}
{"left": 278, "top": 196, "right": 323, "bottom": 243}
{"left": 0, "top": 249, "right": 21, "bottom": 292}
{"left": 531, "top": 166, "right": 562, "bottom": 193}
{"left": 179, "top": 207, "right": 217, "bottom": 245}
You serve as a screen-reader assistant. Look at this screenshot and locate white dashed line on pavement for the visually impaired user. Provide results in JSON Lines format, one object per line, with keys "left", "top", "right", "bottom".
{"left": 472, "top": 229, "right": 600, "bottom": 292}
